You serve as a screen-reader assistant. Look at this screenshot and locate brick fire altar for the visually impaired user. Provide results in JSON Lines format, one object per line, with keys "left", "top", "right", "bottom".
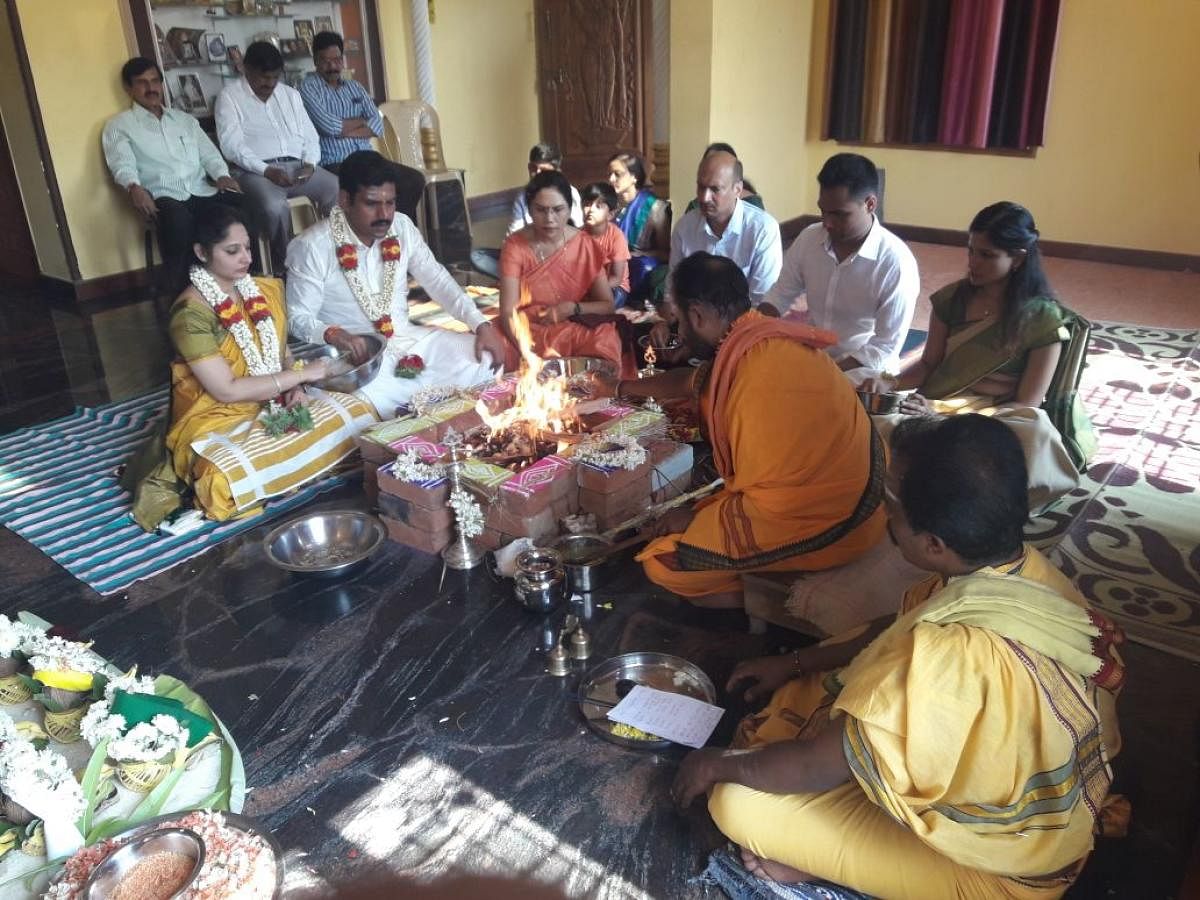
{"left": 355, "top": 375, "right": 694, "bottom": 554}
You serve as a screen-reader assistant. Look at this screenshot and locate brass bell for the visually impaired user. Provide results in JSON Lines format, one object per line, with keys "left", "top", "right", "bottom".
{"left": 569, "top": 626, "right": 591, "bottom": 661}
{"left": 546, "top": 641, "right": 570, "bottom": 677}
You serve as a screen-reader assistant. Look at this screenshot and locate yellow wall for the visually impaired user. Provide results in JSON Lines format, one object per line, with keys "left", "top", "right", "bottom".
{"left": 13, "top": 0, "right": 143, "bottom": 281}
{"left": 709, "top": 0, "right": 812, "bottom": 222}
{"left": 0, "top": 8, "right": 70, "bottom": 280}
{"left": 379, "top": 0, "right": 538, "bottom": 197}
{"left": 668, "top": 0, "right": 713, "bottom": 211}
{"left": 803, "top": 0, "right": 1200, "bottom": 255}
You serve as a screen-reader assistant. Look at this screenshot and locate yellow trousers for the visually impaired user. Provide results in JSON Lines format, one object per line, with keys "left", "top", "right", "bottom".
{"left": 709, "top": 676, "right": 1073, "bottom": 900}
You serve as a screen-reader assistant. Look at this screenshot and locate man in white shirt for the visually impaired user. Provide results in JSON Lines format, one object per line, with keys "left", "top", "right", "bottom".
{"left": 103, "top": 57, "right": 252, "bottom": 285}
{"left": 669, "top": 150, "right": 782, "bottom": 306}
{"left": 761, "top": 153, "right": 919, "bottom": 376}
{"left": 287, "top": 151, "right": 508, "bottom": 419}
{"left": 215, "top": 41, "right": 338, "bottom": 270}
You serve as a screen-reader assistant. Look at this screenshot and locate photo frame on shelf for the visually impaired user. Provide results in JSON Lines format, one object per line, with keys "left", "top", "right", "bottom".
{"left": 314, "top": 15, "right": 334, "bottom": 36}
{"left": 156, "top": 25, "right": 180, "bottom": 68}
{"left": 176, "top": 74, "right": 207, "bottom": 113}
{"left": 223, "top": 0, "right": 245, "bottom": 14}
{"left": 293, "top": 19, "right": 314, "bottom": 50}
{"left": 227, "top": 45, "right": 244, "bottom": 74}
{"left": 166, "top": 27, "right": 205, "bottom": 65}
{"left": 203, "top": 32, "right": 228, "bottom": 63}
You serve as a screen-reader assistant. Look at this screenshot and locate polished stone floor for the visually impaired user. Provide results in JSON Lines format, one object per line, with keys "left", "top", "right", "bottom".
{"left": 1, "top": 251, "right": 1198, "bottom": 896}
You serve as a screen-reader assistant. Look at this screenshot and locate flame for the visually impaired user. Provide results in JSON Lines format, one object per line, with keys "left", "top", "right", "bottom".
{"left": 475, "top": 288, "right": 578, "bottom": 439}
{"left": 643, "top": 342, "right": 657, "bottom": 367}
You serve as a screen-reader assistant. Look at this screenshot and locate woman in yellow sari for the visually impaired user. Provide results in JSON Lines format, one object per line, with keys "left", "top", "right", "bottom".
{"left": 673, "top": 415, "right": 1124, "bottom": 899}
{"left": 128, "top": 205, "right": 375, "bottom": 531}
{"left": 498, "top": 170, "right": 630, "bottom": 374}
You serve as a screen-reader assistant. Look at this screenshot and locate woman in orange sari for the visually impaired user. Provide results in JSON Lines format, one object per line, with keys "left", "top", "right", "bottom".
{"left": 498, "top": 170, "right": 628, "bottom": 373}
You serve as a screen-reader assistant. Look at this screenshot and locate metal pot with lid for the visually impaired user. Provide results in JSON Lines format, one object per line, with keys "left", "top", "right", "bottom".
{"left": 514, "top": 548, "right": 566, "bottom": 613}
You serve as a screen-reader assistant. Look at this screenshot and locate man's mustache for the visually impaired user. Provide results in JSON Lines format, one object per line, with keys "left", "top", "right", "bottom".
{"left": 371, "top": 219, "right": 390, "bottom": 228}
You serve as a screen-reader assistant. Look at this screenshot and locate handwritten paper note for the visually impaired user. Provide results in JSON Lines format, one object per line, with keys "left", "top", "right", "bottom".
{"left": 606, "top": 685, "right": 725, "bottom": 749}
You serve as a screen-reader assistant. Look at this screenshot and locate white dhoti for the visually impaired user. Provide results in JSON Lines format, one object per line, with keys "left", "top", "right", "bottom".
{"left": 873, "top": 404, "right": 1079, "bottom": 511}
{"left": 356, "top": 325, "right": 496, "bottom": 420}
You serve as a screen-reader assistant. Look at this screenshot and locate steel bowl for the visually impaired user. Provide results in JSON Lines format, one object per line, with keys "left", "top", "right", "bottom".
{"left": 637, "top": 333, "right": 683, "bottom": 353}
{"left": 539, "top": 357, "right": 619, "bottom": 381}
{"left": 84, "top": 827, "right": 204, "bottom": 899}
{"left": 856, "top": 390, "right": 903, "bottom": 414}
{"left": 547, "top": 533, "right": 614, "bottom": 593}
{"left": 291, "top": 333, "right": 387, "bottom": 393}
{"left": 263, "top": 510, "right": 385, "bottom": 577}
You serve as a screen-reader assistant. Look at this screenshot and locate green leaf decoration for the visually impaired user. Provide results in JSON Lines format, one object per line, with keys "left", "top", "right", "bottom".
{"left": 79, "top": 738, "right": 111, "bottom": 835}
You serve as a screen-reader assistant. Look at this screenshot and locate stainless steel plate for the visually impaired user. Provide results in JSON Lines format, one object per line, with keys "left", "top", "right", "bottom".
{"left": 263, "top": 510, "right": 385, "bottom": 577}
{"left": 578, "top": 652, "right": 717, "bottom": 750}
{"left": 539, "top": 356, "right": 618, "bottom": 380}
{"left": 84, "top": 827, "right": 204, "bottom": 899}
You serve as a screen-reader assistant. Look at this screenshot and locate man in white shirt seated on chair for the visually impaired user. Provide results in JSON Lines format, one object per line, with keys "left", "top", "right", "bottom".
{"left": 669, "top": 149, "right": 782, "bottom": 306}
{"left": 286, "top": 151, "right": 508, "bottom": 420}
{"left": 215, "top": 41, "right": 339, "bottom": 271}
{"left": 760, "top": 153, "right": 919, "bottom": 379}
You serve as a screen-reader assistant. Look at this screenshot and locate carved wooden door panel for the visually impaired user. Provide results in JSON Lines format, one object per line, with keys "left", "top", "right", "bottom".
{"left": 534, "top": 0, "right": 651, "bottom": 185}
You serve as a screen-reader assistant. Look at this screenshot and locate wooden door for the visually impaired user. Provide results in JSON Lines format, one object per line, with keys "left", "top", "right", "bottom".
{"left": 534, "top": 0, "right": 652, "bottom": 186}
{"left": 0, "top": 106, "right": 39, "bottom": 281}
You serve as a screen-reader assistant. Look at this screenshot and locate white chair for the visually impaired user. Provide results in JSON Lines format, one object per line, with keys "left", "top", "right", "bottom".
{"left": 377, "top": 100, "right": 471, "bottom": 257}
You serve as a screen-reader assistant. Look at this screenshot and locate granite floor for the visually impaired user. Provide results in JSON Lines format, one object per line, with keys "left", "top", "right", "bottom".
{"left": 1, "top": 243, "right": 1198, "bottom": 897}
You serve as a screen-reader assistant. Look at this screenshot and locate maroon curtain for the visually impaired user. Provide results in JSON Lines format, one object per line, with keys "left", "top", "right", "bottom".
{"left": 1018, "top": 0, "right": 1061, "bottom": 148}
{"left": 825, "top": 0, "right": 871, "bottom": 141}
{"left": 825, "top": 0, "right": 1059, "bottom": 150}
{"left": 938, "top": 0, "right": 1004, "bottom": 147}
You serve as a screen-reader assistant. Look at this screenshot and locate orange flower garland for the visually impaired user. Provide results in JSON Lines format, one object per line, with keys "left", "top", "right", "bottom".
{"left": 243, "top": 294, "right": 271, "bottom": 324}
{"left": 214, "top": 298, "right": 244, "bottom": 328}
{"left": 379, "top": 237, "right": 402, "bottom": 262}
{"left": 375, "top": 315, "right": 394, "bottom": 337}
{"left": 336, "top": 244, "right": 358, "bottom": 270}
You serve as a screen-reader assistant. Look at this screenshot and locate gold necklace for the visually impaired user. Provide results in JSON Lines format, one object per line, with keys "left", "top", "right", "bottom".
{"left": 533, "top": 232, "right": 567, "bottom": 264}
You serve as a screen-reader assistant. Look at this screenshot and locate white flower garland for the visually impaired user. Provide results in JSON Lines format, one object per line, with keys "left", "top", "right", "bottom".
{"left": 409, "top": 384, "right": 462, "bottom": 417}
{"left": 329, "top": 206, "right": 399, "bottom": 325}
{"left": 0, "top": 711, "right": 17, "bottom": 745}
{"left": 26, "top": 636, "right": 105, "bottom": 677}
{"left": 189, "top": 266, "right": 281, "bottom": 377}
{"left": 0, "top": 614, "right": 40, "bottom": 659}
{"left": 80, "top": 670, "right": 157, "bottom": 748}
{"left": 0, "top": 729, "right": 87, "bottom": 823}
{"left": 391, "top": 451, "right": 447, "bottom": 484}
{"left": 107, "top": 714, "right": 189, "bottom": 763}
{"left": 575, "top": 433, "right": 648, "bottom": 471}
{"left": 448, "top": 489, "right": 485, "bottom": 539}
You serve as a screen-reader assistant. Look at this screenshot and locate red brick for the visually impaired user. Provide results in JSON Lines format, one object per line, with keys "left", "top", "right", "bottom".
{"left": 381, "top": 516, "right": 453, "bottom": 554}
{"left": 484, "top": 505, "right": 557, "bottom": 541}
{"left": 578, "top": 486, "right": 652, "bottom": 528}
{"left": 377, "top": 493, "right": 455, "bottom": 530}
{"left": 434, "top": 409, "right": 484, "bottom": 440}
{"left": 577, "top": 460, "right": 651, "bottom": 494}
{"left": 476, "top": 528, "right": 505, "bottom": 551}
{"left": 355, "top": 435, "right": 397, "bottom": 465}
{"left": 376, "top": 466, "right": 449, "bottom": 508}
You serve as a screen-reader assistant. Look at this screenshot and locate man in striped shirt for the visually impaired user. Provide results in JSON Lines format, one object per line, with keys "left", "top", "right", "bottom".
{"left": 299, "top": 32, "right": 385, "bottom": 175}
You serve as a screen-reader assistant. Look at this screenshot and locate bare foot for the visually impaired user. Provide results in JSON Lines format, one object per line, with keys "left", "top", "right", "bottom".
{"left": 739, "top": 846, "right": 814, "bottom": 883}
{"left": 688, "top": 591, "right": 745, "bottom": 609}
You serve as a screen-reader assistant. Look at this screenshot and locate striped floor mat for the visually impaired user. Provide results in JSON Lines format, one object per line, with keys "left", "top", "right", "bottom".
{"left": 0, "top": 388, "right": 343, "bottom": 596}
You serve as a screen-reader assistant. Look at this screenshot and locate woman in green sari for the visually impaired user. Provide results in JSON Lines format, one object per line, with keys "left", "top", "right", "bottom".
{"left": 865, "top": 202, "right": 1094, "bottom": 507}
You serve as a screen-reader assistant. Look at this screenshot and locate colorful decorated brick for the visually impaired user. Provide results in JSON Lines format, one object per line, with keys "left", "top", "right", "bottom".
{"left": 386, "top": 436, "right": 446, "bottom": 462}
{"left": 460, "top": 458, "right": 513, "bottom": 490}
{"left": 499, "top": 455, "right": 575, "bottom": 516}
{"left": 598, "top": 408, "right": 666, "bottom": 438}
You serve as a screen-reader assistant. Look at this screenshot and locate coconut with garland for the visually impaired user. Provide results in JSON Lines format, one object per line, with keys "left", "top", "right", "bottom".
{"left": 19, "top": 637, "right": 108, "bottom": 744}
{"left": 0, "top": 615, "right": 42, "bottom": 704}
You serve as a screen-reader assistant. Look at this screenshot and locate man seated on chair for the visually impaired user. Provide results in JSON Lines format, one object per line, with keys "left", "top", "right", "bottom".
{"left": 669, "top": 149, "right": 782, "bottom": 306}
{"left": 604, "top": 253, "right": 886, "bottom": 609}
{"left": 102, "top": 57, "right": 253, "bottom": 285}
{"left": 286, "top": 150, "right": 508, "bottom": 420}
{"left": 470, "top": 141, "right": 582, "bottom": 279}
{"left": 299, "top": 31, "right": 384, "bottom": 177}
{"left": 672, "top": 413, "right": 1124, "bottom": 900}
{"left": 760, "top": 153, "right": 919, "bottom": 381}
{"left": 215, "top": 41, "right": 339, "bottom": 271}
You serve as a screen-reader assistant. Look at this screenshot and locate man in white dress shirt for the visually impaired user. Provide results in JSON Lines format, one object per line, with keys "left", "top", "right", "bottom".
{"left": 215, "top": 41, "right": 338, "bottom": 270}
{"left": 287, "top": 151, "right": 508, "bottom": 419}
{"left": 668, "top": 150, "right": 782, "bottom": 306}
{"left": 760, "top": 153, "right": 919, "bottom": 376}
